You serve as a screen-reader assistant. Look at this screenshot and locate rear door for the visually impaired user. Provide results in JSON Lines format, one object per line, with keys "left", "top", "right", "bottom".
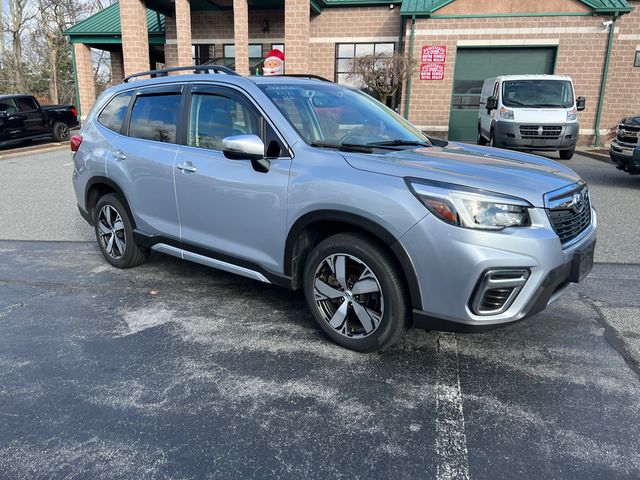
{"left": 13, "top": 96, "right": 48, "bottom": 137}
{"left": 174, "top": 84, "right": 291, "bottom": 273}
{"left": 0, "top": 99, "right": 25, "bottom": 141}
{"left": 108, "top": 84, "right": 184, "bottom": 241}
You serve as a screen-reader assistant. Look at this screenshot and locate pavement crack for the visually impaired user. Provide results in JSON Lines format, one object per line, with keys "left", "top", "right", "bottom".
{"left": 578, "top": 292, "right": 640, "bottom": 381}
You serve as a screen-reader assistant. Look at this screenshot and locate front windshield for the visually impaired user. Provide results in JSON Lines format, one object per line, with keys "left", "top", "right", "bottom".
{"left": 502, "top": 80, "right": 574, "bottom": 108}
{"left": 258, "top": 82, "right": 430, "bottom": 147}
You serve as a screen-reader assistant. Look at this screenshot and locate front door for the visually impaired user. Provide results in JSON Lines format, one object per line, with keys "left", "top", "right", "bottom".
{"left": 14, "top": 96, "right": 48, "bottom": 137}
{"left": 174, "top": 84, "right": 291, "bottom": 274}
{"left": 449, "top": 47, "right": 556, "bottom": 142}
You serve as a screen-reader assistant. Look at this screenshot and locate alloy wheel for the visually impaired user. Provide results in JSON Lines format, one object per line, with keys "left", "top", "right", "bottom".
{"left": 97, "top": 205, "right": 126, "bottom": 259}
{"left": 313, "top": 253, "right": 384, "bottom": 339}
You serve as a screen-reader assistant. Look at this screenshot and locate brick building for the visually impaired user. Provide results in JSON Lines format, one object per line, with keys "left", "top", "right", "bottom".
{"left": 65, "top": 0, "right": 640, "bottom": 146}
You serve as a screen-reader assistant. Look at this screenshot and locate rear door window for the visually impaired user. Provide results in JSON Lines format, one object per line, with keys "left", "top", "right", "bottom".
{"left": 129, "top": 93, "right": 182, "bottom": 144}
{"left": 97, "top": 91, "right": 133, "bottom": 133}
{"left": 14, "top": 97, "right": 38, "bottom": 112}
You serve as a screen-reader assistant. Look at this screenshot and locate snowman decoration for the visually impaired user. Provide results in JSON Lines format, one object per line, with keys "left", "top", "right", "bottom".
{"left": 263, "top": 49, "right": 285, "bottom": 76}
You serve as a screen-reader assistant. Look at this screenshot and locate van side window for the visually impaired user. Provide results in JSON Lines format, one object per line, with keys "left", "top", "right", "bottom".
{"left": 129, "top": 93, "right": 181, "bottom": 144}
{"left": 98, "top": 91, "right": 133, "bottom": 133}
{"left": 188, "top": 93, "right": 260, "bottom": 151}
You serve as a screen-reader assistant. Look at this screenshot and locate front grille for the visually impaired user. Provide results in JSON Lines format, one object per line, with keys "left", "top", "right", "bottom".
{"left": 520, "top": 125, "right": 563, "bottom": 139}
{"left": 616, "top": 125, "right": 640, "bottom": 146}
{"left": 546, "top": 185, "right": 591, "bottom": 246}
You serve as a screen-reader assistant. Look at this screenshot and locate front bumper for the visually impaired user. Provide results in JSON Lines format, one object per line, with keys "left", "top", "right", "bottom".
{"left": 610, "top": 141, "right": 640, "bottom": 173}
{"left": 494, "top": 122, "right": 578, "bottom": 151}
{"left": 403, "top": 206, "right": 597, "bottom": 330}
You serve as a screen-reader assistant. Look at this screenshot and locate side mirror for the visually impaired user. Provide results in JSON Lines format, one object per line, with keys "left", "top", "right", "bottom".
{"left": 576, "top": 96, "right": 586, "bottom": 111}
{"left": 486, "top": 96, "right": 498, "bottom": 112}
{"left": 222, "top": 134, "right": 269, "bottom": 173}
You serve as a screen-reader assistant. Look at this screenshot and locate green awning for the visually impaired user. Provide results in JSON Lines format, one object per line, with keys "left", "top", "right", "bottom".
{"left": 64, "top": 3, "right": 165, "bottom": 44}
{"left": 400, "top": 0, "right": 634, "bottom": 17}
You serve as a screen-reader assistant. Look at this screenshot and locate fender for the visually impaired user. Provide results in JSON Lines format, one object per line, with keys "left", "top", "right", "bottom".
{"left": 284, "top": 210, "right": 423, "bottom": 310}
{"left": 84, "top": 176, "right": 137, "bottom": 228}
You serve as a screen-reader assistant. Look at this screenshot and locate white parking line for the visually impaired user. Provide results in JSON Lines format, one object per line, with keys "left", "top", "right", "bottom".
{"left": 88, "top": 264, "right": 111, "bottom": 276}
{"left": 436, "top": 332, "right": 470, "bottom": 480}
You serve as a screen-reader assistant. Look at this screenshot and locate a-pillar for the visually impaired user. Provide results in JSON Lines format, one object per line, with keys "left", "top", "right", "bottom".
{"left": 174, "top": 0, "right": 193, "bottom": 69}
{"left": 233, "top": 0, "right": 249, "bottom": 75}
{"left": 110, "top": 49, "right": 125, "bottom": 84}
{"left": 285, "top": 0, "right": 310, "bottom": 74}
{"left": 73, "top": 43, "right": 96, "bottom": 121}
{"left": 120, "top": 0, "right": 150, "bottom": 76}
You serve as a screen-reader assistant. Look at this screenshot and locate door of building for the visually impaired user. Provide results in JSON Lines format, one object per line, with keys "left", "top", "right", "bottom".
{"left": 448, "top": 47, "right": 556, "bottom": 142}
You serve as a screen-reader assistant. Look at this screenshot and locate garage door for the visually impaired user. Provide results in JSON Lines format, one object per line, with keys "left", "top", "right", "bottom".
{"left": 448, "top": 47, "right": 556, "bottom": 142}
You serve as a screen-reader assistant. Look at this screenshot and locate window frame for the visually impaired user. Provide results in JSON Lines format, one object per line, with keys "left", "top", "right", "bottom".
{"left": 14, "top": 96, "right": 39, "bottom": 113}
{"left": 193, "top": 44, "right": 214, "bottom": 65}
{"left": 635, "top": 50, "right": 640, "bottom": 68}
{"left": 334, "top": 42, "right": 396, "bottom": 85}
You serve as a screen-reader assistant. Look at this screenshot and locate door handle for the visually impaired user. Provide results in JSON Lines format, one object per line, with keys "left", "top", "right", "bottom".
{"left": 177, "top": 162, "right": 197, "bottom": 173}
{"left": 113, "top": 150, "right": 126, "bottom": 160}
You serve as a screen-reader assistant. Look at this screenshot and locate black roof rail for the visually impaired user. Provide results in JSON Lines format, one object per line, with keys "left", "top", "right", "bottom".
{"left": 274, "top": 74, "right": 332, "bottom": 82}
{"left": 122, "top": 65, "right": 239, "bottom": 83}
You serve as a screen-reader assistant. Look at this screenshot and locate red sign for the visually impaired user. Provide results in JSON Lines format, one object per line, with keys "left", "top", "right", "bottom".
{"left": 421, "top": 45, "right": 447, "bottom": 63}
{"left": 420, "top": 63, "right": 445, "bottom": 81}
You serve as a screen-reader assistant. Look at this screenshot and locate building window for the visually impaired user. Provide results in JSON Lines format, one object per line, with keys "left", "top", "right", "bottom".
{"left": 335, "top": 42, "right": 395, "bottom": 86}
{"left": 635, "top": 50, "right": 640, "bottom": 67}
{"left": 193, "top": 44, "right": 214, "bottom": 65}
{"left": 271, "top": 43, "right": 284, "bottom": 53}
{"left": 223, "top": 44, "right": 264, "bottom": 59}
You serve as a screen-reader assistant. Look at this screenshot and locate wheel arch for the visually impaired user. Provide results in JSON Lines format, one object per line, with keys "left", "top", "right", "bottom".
{"left": 85, "top": 176, "right": 136, "bottom": 228}
{"left": 284, "top": 210, "right": 423, "bottom": 310}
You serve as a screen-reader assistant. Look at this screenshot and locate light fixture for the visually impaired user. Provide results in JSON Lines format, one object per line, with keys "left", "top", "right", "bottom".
{"left": 263, "top": 19, "right": 270, "bottom": 34}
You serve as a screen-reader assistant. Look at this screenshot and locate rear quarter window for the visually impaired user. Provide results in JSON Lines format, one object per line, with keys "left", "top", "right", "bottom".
{"left": 128, "top": 94, "right": 181, "bottom": 144}
{"left": 98, "top": 91, "right": 133, "bottom": 133}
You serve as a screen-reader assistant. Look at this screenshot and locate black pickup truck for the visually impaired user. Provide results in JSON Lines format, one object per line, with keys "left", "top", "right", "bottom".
{"left": 0, "top": 94, "right": 79, "bottom": 147}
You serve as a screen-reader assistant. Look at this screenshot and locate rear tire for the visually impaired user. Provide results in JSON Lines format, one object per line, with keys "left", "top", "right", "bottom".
{"left": 302, "top": 232, "right": 409, "bottom": 352}
{"left": 52, "top": 122, "right": 70, "bottom": 142}
{"left": 559, "top": 148, "right": 575, "bottom": 160}
{"left": 94, "top": 194, "right": 149, "bottom": 268}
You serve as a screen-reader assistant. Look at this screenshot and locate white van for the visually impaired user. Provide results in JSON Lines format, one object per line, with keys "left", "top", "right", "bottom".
{"left": 477, "top": 75, "right": 585, "bottom": 159}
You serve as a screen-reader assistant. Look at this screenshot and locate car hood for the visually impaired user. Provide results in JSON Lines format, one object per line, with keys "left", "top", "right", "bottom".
{"left": 342, "top": 142, "right": 581, "bottom": 207}
{"left": 620, "top": 115, "right": 640, "bottom": 126}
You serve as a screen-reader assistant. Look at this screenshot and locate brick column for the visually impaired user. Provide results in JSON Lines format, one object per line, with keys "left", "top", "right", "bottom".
{"left": 174, "top": 0, "right": 193, "bottom": 69}
{"left": 73, "top": 43, "right": 96, "bottom": 120}
{"left": 164, "top": 14, "right": 179, "bottom": 68}
{"left": 285, "top": 0, "right": 310, "bottom": 74}
{"left": 233, "top": 0, "right": 249, "bottom": 75}
{"left": 110, "top": 49, "right": 125, "bottom": 84}
{"left": 120, "top": 0, "right": 150, "bottom": 76}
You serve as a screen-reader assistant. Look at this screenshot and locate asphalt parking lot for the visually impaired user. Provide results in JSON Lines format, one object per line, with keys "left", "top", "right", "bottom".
{"left": 1, "top": 148, "right": 639, "bottom": 479}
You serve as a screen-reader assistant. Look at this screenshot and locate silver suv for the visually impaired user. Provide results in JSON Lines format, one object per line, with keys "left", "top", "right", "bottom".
{"left": 71, "top": 66, "right": 597, "bottom": 352}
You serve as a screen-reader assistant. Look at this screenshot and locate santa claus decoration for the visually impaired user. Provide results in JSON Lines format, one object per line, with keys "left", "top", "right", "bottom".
{"left": 263, "top": 49, "right": 285, "bottom": 76}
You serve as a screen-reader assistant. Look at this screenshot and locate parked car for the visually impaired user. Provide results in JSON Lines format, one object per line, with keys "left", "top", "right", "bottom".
{"left": 610, "top": 115, "right": 640, "bottom": 174}
{"left": 478, "top": 75, "right": 585, "bottom": 160}
{"left": 71, "top": 66, "right": 597, "bottom": 352}
{"left": 0, "top": 94, "right": 78, "bottom": 147}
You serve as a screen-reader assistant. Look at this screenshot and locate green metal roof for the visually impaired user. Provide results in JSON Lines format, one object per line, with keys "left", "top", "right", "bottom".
{"left": 400, "top": 0, "right": 634, "bottom": 16}
{"left": 64, "top": 3, "right": 165, "bottom": 37}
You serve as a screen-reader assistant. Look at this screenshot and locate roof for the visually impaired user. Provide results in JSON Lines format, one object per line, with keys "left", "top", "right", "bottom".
{"left": 64, "top": 3, "right": 165, "bottom": 37}
{"left": 400, "top": 0, "right": 634, "bottom": 16}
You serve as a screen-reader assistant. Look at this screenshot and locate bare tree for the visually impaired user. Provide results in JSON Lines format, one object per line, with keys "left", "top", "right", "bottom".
{"left": 5, "top": 0, "right": 37, "bottom": 92}
{"left": 348, "top": 52, "right": 416, "bottom": 106}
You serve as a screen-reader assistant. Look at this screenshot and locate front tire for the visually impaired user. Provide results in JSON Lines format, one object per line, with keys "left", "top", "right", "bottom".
{"left": 489, "top": 129, "right": 496, "bottom": 147}
{"left": 303, "top": 233, "right": 409, "bottom": 352}
{"left": 477, "top": 128, "right": 488, "bottom": 145}
{"left": 52, "top": 122, "right": 70, "bottom": 142}
{"left": 94, "top": 194, "right": 148, "bottom": 268}
{"left": 559, "top": 148, "right": 575, "bottom": 160}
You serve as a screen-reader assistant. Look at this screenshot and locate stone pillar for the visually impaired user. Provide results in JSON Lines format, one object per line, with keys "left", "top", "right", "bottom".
{"left": 110, "top": 49, "right": 125, "bottom": 84}
{"left": 233, "top": 0, "right": 249, "bottom": 75}
{"left": 73, "top": 43, "right": 96, "bottom": 120}
{"left": 120, "top": 0, "right": 150, "bottom": 76}
{"left": 174, "top": 0, "right": 193, "bottom": 69}
{"left": 164, "top": 14, "right": 179, "bottom": 68}
{"left": 285, "top": 0, "right": 310, "bottom": 74}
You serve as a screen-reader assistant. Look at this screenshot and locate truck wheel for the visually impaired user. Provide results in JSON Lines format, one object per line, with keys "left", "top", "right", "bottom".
{"left": 559, "top": 148, "right": 575, "bottom": 160}
{"left": 52, "top": 122, "right": 70, "bottom": 142}
{"left": 477, "top": 128, "right": 488, "bottom": 145}
{"left": 303, "top": 232, "right": 409, "bottom": 352}
{"left": 94, "top": 193, "right": 149, "bottom": 268}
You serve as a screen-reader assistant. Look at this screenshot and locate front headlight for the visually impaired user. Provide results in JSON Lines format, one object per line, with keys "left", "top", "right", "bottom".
{"left": 500, "top": 107, "right": 514, "bottom": 120}
{"left": 407, "top": 178, "right": 532, "bottom": 230}
{"left": 566, "top": 108, "right": 578, "bottom": 121}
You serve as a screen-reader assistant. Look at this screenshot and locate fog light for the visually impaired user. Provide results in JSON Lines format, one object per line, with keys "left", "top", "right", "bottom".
{"left": 470, "top": 269, "right": 530, "bottom": 315}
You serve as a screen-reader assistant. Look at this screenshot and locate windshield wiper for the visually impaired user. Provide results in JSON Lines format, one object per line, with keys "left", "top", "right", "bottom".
{"left": 310, "top": 141, "right": 373, "bottom": 153}
{"left": 366, "top": 139, "right": 431, "bottom": 148}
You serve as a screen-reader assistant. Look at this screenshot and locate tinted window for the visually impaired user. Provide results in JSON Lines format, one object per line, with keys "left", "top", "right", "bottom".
{"left": 129, "top": 93, "right": 181, "bottom": 144}
{"left": 15, "top": 97, "right": 37, "bottom": 112}
{"left": 98, "top": 91, "right": 133, "bottom": 133}
{"left": 188, "top": 93, "right": 259, "bottom": 151}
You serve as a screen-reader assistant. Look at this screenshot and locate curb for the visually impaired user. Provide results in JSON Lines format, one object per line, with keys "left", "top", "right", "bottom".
{"left": 0, "top": 143, "right": 70, "bottom": 161}
{"left": 576, "top": 149, "right": 612, "bottom": 164}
